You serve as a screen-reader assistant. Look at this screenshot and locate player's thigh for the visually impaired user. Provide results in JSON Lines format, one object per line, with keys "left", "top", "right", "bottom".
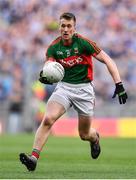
{"left": 72, "top": 83, "right": 95, "bottom": 117}
{"left": 43, "top": 101, "right": 66, "bottom": 124}
{"left": 78, "top": 114, "right": 93, "bottom": 134}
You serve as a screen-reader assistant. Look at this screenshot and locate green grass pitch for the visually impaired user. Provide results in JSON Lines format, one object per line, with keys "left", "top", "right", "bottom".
{"left": 0, "top": 134, "right": 136, "bottom": 179}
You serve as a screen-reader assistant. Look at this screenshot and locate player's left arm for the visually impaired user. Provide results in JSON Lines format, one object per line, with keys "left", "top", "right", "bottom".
{"left": 95, "top": 50, "right": 121, "bottom": 83}
{"left": 95, "top": 50, "right": 128, "bottom": 104}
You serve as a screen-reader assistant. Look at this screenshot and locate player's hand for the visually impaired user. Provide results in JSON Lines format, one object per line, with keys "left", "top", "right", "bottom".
{"left": 112, "top": 82, "right": 128, "bottom": 104}
{"left": 39, "top": 71, "right": 53, "bottom": 85}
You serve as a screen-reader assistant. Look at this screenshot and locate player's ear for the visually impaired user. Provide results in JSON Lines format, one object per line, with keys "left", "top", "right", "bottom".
{"left": 73, "top": 26, "right": 76, "bottom": 33}
{"left": 73, "top": 22, "right": 76, "bottom": 31}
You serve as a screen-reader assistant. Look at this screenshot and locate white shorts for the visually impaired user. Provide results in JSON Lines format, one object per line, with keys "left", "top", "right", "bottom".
{"left": 48, "top": 82, "right": 95, "bottom": 116}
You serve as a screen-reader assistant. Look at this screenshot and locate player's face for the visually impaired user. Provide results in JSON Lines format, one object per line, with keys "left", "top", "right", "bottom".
{"left": 60, "top": 18, "right": 75, "bottom": 42}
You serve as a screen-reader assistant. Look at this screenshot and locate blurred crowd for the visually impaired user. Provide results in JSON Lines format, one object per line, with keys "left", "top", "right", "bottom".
{"left": 0, "top": 0, "right": 136, "bottom": 131}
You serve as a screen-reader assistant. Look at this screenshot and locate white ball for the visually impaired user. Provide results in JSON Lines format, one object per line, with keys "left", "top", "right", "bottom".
{"left": 42, "top": 62, "right": 64, "bottom": 83}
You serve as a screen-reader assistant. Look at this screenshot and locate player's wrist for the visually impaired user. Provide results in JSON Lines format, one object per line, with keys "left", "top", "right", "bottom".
{"left": 115, "top": 82, "right": 122, "bottom": 86}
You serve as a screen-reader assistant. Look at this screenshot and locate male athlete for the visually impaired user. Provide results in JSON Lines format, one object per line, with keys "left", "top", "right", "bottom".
{"left": 19, "top": 12, "right": 128, "bottom": 171}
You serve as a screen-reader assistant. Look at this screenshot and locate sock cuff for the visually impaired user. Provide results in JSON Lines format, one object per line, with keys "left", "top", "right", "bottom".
{"left": 32, "top": 148, "right": 40, "bottom": 159}
{"left": 33, "top": 148, "right": 40, "bottom": 154}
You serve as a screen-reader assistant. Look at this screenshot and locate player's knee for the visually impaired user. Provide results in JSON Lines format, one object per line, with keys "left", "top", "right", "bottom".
{"left": 43, "top": 117, "right": 55, "bottom": 128}
{"left": 79, "top": 133, "right": 88, "bottom": 141}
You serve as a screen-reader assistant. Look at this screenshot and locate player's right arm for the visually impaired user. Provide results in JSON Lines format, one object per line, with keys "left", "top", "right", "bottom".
{"left": 39, "top": 45, "right": 56, "bottom": 84}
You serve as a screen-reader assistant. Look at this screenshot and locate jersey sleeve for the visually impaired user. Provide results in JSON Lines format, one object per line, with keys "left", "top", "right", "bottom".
{"left": 83, "top": 39, "right": 101, "bottom": 57}
{"left": 46, "top": 45, "right": 55, "bottom": 59}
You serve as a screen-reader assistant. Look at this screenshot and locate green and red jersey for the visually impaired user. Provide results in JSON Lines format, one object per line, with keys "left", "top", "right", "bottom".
{"left": 46, "top": 33, "right": 101, "bottom": 84}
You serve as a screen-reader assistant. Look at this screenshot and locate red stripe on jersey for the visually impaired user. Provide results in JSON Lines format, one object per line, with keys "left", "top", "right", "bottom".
{"left": 77, "top": 34, "right": 101, "bottom": 55}
{"left": 81, "top": 54, "right": 93, "bottom": 80}
{"left": 87, "top": 62, "right": 93, "bottom": 80}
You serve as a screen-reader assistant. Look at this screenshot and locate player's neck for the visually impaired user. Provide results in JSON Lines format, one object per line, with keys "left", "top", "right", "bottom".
{"left": 62, "top": 39, "right": 72, "bottom": 46}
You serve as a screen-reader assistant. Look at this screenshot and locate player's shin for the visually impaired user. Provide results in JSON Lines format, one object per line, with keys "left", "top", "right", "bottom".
{"left": 32, "top": 120, "right": 52, "bottom": 159}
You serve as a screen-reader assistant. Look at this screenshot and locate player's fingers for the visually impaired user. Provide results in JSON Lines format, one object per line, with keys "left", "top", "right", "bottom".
{"left": 125, "top": 93, "right": 128, "bottom": 99}
{"left": 119, "top": 96, "right": 122, "bottom": 104}
{"left": 122, "top": 94, "right": 128, "bottom": 104}
{"left": 122, "top": 97, "right": 126, "bottom": 104}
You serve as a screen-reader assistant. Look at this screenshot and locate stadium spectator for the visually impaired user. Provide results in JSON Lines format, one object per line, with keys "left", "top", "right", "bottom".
{"left": 7, "top": 77, "right": 24, "bottom": 134}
